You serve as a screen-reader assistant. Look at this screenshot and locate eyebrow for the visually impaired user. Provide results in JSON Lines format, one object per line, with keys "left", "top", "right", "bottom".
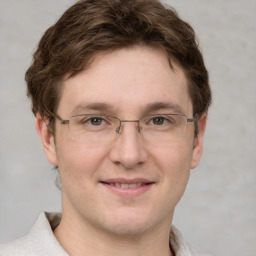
{"left": 70, "top": 102, "right": 184, "bottom": 116}
{"left": 142, "top": 102, "right": 185, "bottom": 115}
{"left": 70, "top": 103, "right": 117, "bottom": 116}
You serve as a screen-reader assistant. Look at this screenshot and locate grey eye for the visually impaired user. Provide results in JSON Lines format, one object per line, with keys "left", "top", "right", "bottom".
{"left": 152, "top": 117, "right": 165, "bottom": 125}
{"left": 90, "top": 117, "right": 103, "bottom": 126}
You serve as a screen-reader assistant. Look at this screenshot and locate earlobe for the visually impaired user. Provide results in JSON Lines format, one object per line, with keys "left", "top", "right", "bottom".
{"left": 190, "top": 114, "right": 207, "bottom": 169}
{"left": 35, "top": 114, "right": 58, "bottom": 166}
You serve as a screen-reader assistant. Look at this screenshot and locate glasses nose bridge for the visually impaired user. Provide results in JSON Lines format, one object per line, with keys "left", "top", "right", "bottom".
{"left": 115, "top": 119, "right": 141, "bottom": 134}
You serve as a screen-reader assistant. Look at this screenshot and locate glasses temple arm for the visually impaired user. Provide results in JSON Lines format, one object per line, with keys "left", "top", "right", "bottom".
{"left": 187, "top": 113, "right": 199, "bottom": 122}
{"left": 51, "top": 113, "right": 69, "bottom": 125}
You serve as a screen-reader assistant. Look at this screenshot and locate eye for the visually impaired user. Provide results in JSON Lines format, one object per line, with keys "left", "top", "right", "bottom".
{"left": 72, "top": 115, "right": 114, "bottom": 133}
{"left": 89, "top": 117, "right": 104, "bottom": 126}
{"left": 143, "top": 115, "right": 177, "bottom": 129}
{"left": 77, "top": 115, "right": 111, "bottom": 131}
{"left": 152, "top": 116, "right": 166, "bottom": 125}
{"left": 78, "top": 116, "right": 108, "bottom": 127}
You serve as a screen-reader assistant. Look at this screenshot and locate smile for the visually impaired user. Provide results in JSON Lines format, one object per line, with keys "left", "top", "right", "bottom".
{"left": 109, "top": 183, "right": 145, "bottom": 188}
{"left": 100, "top": 179, "right": 155, "bottom": 197}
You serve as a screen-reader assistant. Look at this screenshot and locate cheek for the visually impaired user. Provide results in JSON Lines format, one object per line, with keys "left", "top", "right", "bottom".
{"left": 168, "top": 145, "right": 192, "bottom": 193}
{"left": 146, "top": 142, "right": 193, "bottom": 211}
{"left": 151, "top": 140, "right": 194, "bottom": 172}
{"left": 56, "top": 139, "right": 110, "bottom": 182}
{"left": 150, "top": 141, "right": 193, "bottom": 193}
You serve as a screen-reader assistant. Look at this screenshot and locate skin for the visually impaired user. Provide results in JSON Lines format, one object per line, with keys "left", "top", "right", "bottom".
{"left": 36, "top": 46, "right": 206, "bottom": 256}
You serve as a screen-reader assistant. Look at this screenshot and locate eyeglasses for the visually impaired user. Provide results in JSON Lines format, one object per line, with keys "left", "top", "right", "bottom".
{"left": 54, "top": 113, "right": 197, "bottom": 143}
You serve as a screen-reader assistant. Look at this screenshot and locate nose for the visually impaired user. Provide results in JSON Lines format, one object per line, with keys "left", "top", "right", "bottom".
{"left": 109, "top": 122, "right": 147, "bottom": 170}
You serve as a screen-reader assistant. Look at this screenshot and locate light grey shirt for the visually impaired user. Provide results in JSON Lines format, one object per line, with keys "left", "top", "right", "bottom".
{"left": 0, "top": 212, "right": 210, "bottom": 256}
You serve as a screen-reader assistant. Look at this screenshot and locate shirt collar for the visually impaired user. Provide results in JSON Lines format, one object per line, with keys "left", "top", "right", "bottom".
{"left": 29, "top": 212, "right": 198, "bottom": 256}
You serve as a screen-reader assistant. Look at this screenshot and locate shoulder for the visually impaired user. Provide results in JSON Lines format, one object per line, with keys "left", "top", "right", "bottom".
{"left": 0, "top": 235, "right": 32, "bottom": 256}
{"left": 0, "top": 212, "right": 67, "bottom": 256}
{"left": 170, "top": 226, "right": 212, "bottom": 256}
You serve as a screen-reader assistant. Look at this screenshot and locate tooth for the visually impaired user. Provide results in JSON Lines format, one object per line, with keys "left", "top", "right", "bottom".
{"left": 130, "top": 183, "right": 143, "bottom": 188}
{"left": 110, "top": 183, "right": 145, "bottom": 188}
{"left": 131, "top": 183, "right": 140, "bottom": 188}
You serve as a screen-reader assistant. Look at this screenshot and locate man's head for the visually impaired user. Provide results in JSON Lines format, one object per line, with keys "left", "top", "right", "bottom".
{"left": 27, "top": 0, "right": 212, "bottom": 242}
{"left": 26, "top": 0, "right": 211, "bottom": 136}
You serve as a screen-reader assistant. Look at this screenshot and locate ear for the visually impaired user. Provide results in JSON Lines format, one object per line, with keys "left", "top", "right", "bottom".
{"left": 190, "top": 113, "right": 207, "bottom": 169}
{"left": 35, "top": 114, "right": 58, "bottom": 166}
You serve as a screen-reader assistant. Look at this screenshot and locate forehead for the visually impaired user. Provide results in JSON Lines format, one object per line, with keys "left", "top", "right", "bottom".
{"left": 58, "top": 46, "right": 192, "bottom": 117}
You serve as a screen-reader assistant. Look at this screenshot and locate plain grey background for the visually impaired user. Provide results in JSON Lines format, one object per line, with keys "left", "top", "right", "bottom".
{"left": 0, "top": 1, "right": 255, "bottom": 255}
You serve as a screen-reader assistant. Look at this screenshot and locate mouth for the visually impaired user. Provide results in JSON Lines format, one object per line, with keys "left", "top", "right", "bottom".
{"left": 100, "top": 179, "right": 155, "bottom": 197}
{"left": 107, "top": 182, "right": 148, "bottom": 188}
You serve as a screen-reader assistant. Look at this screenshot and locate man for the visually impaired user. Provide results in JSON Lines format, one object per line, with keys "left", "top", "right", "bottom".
{"left": 0, "top": 0, "right": 211, "bottom": 255}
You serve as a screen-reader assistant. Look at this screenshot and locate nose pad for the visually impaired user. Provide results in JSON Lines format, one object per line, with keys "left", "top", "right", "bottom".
{"left": 115, "top": 125, "right": 122, "bottom": 134}
{"left": 115, "top": 121, "right": 141, "bottom": 135}
{"left": 137, "top": 126, "right": 142, "bottom": 132}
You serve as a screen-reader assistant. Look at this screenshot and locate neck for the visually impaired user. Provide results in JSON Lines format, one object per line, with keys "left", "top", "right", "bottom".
{"left": 54, "top": 211, "right": 173, "bottom": 256}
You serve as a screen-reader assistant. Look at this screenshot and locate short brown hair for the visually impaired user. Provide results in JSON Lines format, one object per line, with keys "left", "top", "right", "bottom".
{"left": 26, "top": 0, "right": 211, "bottom": 135}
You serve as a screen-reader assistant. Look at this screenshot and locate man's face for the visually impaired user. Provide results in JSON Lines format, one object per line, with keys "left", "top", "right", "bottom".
{"left": 38, "top": 46, "right": 205, "bottom": 237}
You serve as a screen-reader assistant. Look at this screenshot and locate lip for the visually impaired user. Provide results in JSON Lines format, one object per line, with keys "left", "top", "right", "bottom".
{"left": 100, "top": 178, "right": 155, "bottom": 197}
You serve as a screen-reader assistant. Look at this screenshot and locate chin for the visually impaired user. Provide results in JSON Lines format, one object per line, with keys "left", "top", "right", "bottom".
{"left": 108, "top": 222, "right": 150, "bottom": 237}
{"left": 100, "top": 210, "right": 157, "bottom": 237}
